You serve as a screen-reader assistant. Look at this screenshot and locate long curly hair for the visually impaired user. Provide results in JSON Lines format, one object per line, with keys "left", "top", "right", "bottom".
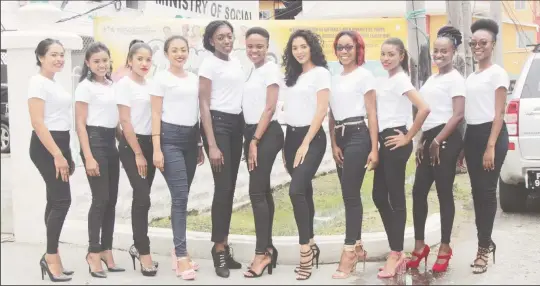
{"left": 282, "top": 29, "right": 328, "bottom": 87}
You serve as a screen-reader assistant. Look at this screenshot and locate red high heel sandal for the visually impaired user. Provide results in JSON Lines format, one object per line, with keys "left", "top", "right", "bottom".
{"left": 432, "top": 248, "right": 452, "bottom": 273}
{"left": 406, "top": 245, "right": 430, "bottom": 269}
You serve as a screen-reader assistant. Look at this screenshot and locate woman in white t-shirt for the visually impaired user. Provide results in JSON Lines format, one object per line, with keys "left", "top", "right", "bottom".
{"left": 241, "top": 27, "right": 284, "bottom": 279}
{"left": 464, "top": 19, "right": 509, "bottom": 275}
{"left": 111, "top": 39, "right": 144, "bottom": 82}
{"left": 28, "top": 38, "right": 74, "bottom": 282}
{"left": 328, "top": 31, "right": 378, "bottom": 279}
{"left": 115, "top": 42, "right": 158, "bottom": 277}
{"left": 198, "top": 20, "right": 244, "bottom": 278}
{"left": 150, "top": 35, "right": 203, "bottom": 281}
{"left": 282, "top": 29, "right": 330, "bottom": 281}
{"left": 408, "top": 26, "right": 466, "bottom": 273}
{"left": 374, "top": 38, "right": 430, "bottom": 278}
{"left": 74, "top": 42, "right": 123, "bottom": 277}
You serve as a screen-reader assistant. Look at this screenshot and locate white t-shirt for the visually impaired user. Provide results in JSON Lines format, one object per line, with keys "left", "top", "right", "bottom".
{"left": 75, "top": 79, "right": 119, "bottom": 129}
{"left": 115, "top": 76, "right": 152, "bottom": 135}
{"left": 150, "top": 70, "right": 199, "bottom": 126}
{"left": 419, "top": 69, "right": 465, "bottom": 131}
{"left": 198, "top": 54, "right": 245, "bottom": 114}
{"left": 285, "top": 66, "right": 331, "bottom": 127}
{"left": 376, "top": 71, "right": 415, "bottom": 131}
{"left": 242, "top": 61, "right": 282, "bottom": 124}
{"left": 330, "top": 66, "right": 376, "bottom": 121}
{"left": 27, "top": 74, "right": 72, "bottom": 131}
{"left": 465, "top": 64, "right": 509, "bottom": 125}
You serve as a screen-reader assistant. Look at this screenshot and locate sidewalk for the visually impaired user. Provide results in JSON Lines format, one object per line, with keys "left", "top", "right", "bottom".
{"left": 0, "top": 240, "right": 395, "bottom": 285}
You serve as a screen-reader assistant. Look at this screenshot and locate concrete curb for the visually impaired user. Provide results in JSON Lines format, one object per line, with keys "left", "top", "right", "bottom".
{"left": 60, "top": 213, "right": 441, "bottom": 265}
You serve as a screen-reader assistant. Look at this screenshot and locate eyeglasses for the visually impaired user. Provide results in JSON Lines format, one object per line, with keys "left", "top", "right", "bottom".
{"left": 336, "top": 45, "right": 354, "bottom": 52}
{"left": 469, "top": 40, "right": 492, "bottom": 48}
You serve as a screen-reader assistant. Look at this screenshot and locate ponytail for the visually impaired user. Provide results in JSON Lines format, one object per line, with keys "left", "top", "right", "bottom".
{"left": 383, "top": 37, "right": 409, "bottom": 74}
{"left": 400, "top": 49, "right": 409, "bottom": 75}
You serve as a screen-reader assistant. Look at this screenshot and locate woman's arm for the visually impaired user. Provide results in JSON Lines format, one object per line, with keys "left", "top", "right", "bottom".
{"left": 252, "top": 84, "right": 279, "bottom": 142}
{"left": 484, "top": 87, "right": 507, "bottom": 170}
{"left": 302, "top": 88, "right": 330, "bottom": 146}
{"left": 434, "top": 96, "right": 465, "bottom": 143}
{"left": 364, "top": 90, "right": 379, "bottom": 153}
{"left": 150, "top": 95, "right": 163, "bottom": 152}
{"left": 404, "top": 89, "right": 430, "bottom": 142}
{"left": 118, "top": 105, "right": 143, "bottom": 156}
{"left": 75, "top": 102, "right": 93, "bottom": 162}
{"left": 198, "top": 77, "right": 217, "bottom": 148}
{"left": 28, "top": 98, "right": 63, "bottom": 158}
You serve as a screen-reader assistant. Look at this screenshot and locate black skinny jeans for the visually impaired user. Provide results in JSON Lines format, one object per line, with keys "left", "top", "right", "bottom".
{"left": 160, "top": 121, "right": 199, "bottom": 257}
{"left": 81, "top": 126, "right": 120, "bottom": 254}
{"left": 243, "top": 121, "right": 284, "bottom": 253}
{"left": 334, "top": 117, "right": 372, "bottom": 245}
{"left": 284, "top": 126, "right": 326, "bottom": 245}
{"left": 412, "top": 124, "right": 463, "bottom": 244}
{"left": 373, "top": 126, "right": 413, "bottom": 252}
{"left": 119, "top": 133, "right": 156, "bottom": 255}
{"left": 464, "top": 122, "right": 508, "bottom": 248}
{"left": 30, "top": 131, "right": 72, "bottom": 254}
{"left": 201, "top": 110, "right": 244, "bottom": 243}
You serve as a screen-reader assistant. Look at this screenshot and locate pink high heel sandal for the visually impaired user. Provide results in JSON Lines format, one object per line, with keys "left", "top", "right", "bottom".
{"left": 171, "top": 249, "right": 199, "bottom": 271}
{"left": 176, "top": 257, "right": 196, "bottom": 280}
{"left": 377, "top": 251, "right": 407, "bottom": 278}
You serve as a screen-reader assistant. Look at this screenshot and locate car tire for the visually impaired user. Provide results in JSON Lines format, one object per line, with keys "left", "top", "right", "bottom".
{"left": 1, "top": 122, "right": 9, "bottom": 154}
{"left": 499, "top": 177, "right": 528, "bottom": 213}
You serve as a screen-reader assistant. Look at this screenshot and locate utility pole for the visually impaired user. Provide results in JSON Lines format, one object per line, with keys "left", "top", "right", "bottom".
{"left": 462, "top": 0, "right": 473, "bottom": 76}
{"left": 406, "top": 0, "right": 429, "bottom": 90}
{"left": 446, "top": 0, "right": 466, "bottom": 76}
{"left": 490, "top": 0, "right": 503, "bottom": 66}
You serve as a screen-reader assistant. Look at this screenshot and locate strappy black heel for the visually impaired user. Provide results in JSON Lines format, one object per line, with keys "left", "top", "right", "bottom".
{"left": 128, "top": 245, "right": 158, "bottom": 276}
{"left": 294, "top": 243, "right": 320, "bottom": 273}
{"left": 244, "top": 251, "right": 273, "bottom": 278}
{"left": 39, "top": 255, "right": 72, "bottom": 282}
{"left": 472, "top": 241, "right": 496, "bottom": 274}
{"left": 296, "top": 248, "right": 315, "bottom": 280}
{"left": 271, "top": 245, "right": 279, "bottom": 268}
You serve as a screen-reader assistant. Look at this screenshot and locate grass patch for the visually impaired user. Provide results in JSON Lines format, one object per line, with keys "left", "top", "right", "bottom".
{"left": 150, "top": 157, "right": 472, "bottom": 235}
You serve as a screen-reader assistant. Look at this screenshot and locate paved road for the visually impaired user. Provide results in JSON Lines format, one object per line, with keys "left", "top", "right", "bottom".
{"left": 2, "top": 201, "right": 539, "bottom": 285}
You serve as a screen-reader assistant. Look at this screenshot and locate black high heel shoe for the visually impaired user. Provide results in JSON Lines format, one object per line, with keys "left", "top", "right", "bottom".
{"left": 270, "top": 245, "right": 278, "bottom": 268}
{"left": 244, "top": 251, "right": 273, "bottom": 278}
{"left": 86, "top": 253, "right": 107, "bottom": 278}
{"left": 128, "top": 245, "right": 157, "bottom": 277}
{"left": 225, "top": 244, "right": 242, "bottom": 269}
{"left": 294, "top": 243, "right": 320, "bottom": 273}
{"left": 40, "top": 256, "right": 72, "bottom": 282}
{"left": 296, "top": 248, "right": 315, "bottom": 281}
{"left": 472, "top": 241, "right": 496, "bottom": 274}
{"left": 42, "top": 254, "right": 74, "bottom": 276}
{"left": 100, "top": 251, "right": 125, "bottom": 272}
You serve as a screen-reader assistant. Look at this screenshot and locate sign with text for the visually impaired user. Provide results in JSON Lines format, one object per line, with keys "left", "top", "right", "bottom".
{"left": 146, "top": 0, "right": 258, "bottom": 20}
{"left": 93, "top": 17, "right": 407, "bottom": 78}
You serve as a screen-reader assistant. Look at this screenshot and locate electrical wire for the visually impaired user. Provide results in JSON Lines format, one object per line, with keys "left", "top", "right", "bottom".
{"left": 268, "top": 4, "right": 303, "bottom": 20}
{"left": 56, "top": 0, "right": 121, "bottom": 23}
{"left": 501, "top": 1, "right": 534, "bottom": 46}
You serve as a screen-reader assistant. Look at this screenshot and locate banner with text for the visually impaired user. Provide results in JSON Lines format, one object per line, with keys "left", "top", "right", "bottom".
{"left": 93, "top": 17, "right": 408, "bottom": 78}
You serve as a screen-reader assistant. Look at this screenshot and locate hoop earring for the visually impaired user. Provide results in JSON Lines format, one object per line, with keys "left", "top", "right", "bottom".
{"left": 87, "top": 70, "right": 92, "bottom": 79}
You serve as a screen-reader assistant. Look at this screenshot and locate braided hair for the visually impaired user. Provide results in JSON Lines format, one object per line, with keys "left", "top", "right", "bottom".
{"left": 437, "top": 26, "right": 463, "bottom": 49}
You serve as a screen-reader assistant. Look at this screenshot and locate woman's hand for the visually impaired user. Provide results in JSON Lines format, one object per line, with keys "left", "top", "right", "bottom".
{"left": 332, "top": 145, "right": 344, "bottom": 168}
{"left": 384, "top": 129, "right": 411, "bottom": 151}
{"left": 69, "top": 160, "right": 76, "bottom": 176}
{"left": 85, "top": 156, "right": 100, "bottom": 177}
{"left": 366, "top": 150, "right": 379, "bottom": 171}
{"left": 429, "top": 140, "right": 441, "bottom": 166}
{"left": 135, "top": 153, "right": 148, "bottom": 178}
{"left": 209, "top": 146, "right": 224, "bottom": 172}
{"left": 293, "top": 143, "right": 309, "bottom": 168}
{"left": 54, "top": 153, "right": 70, "bottom": 182}
{"left": 197, "top": 146, "right": 205, "bottom": 166}
{"left": 153, "top": 150, "right": 164, "bottom": 172}
{"left": 416, "top": 140, "right": 425, "bottom": 167}
{"left": 248, "top": 141, "right": 258, "bottom": 171}
{"left": 483, "top": 146, "right": 495, "bottom": 171}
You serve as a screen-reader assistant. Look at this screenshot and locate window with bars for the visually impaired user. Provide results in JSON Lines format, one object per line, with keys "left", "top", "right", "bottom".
{"left": 514, "top": 0, "right": 526, "bottom": 10}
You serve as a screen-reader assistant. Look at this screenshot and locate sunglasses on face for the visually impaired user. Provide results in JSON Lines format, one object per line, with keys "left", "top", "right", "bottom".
{"left": 469, "top": 40, "right": 492, "bottom": 48}
{"left": 336, "top": 45, "right": 354, "bottom": 52}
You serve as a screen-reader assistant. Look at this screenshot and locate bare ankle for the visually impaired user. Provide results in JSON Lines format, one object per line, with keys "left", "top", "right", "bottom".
{"left": 214, "top": 243, "right": 226, "bottom": 252}
{"left": 414, "top": 241, "right": 426, "bottom": 251}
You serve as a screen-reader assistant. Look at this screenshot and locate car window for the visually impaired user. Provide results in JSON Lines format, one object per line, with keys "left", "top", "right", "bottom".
{"left": 520, "top": 58, "right": 539, "bottom": 99}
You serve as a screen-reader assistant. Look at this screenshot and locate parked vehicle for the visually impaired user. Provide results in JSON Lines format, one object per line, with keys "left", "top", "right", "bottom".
{"left": 499, "top": 44, "right": 540, "bottom": 212}
{"left": 1, "top": 84, "right": 9, "bottom": 154}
